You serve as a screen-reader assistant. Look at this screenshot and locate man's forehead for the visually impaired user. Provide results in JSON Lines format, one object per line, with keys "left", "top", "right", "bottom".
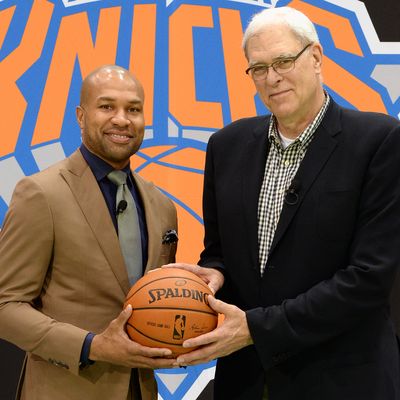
{"left": 94, "top": 93, "right": 143, "bottom": 104}
{"left": 89, "top": 72, "right": 137, "bottom": 91}
{"left": 247, "top": 29, "right": 302, "bottom": 56}
{"left": 89, "top": 78, "right": 143, "bottom": 100}
{"left": 250, "top": 26, "right": 298, "bottom": 44}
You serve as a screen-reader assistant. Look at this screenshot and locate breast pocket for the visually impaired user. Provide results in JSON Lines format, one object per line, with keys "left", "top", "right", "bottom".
{"left": 160, "top": 242, "right": 177, "bottom": 264}
{"left": 316, "top": 189, "right": 357, "bottom": 242}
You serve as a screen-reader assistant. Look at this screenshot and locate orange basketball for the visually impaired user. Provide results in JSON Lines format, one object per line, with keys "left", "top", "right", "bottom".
{"left": 124, "top": 268, "right": 218, "bottom": 355}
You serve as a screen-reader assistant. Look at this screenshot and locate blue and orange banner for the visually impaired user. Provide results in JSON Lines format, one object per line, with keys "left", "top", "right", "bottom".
{"left": 1, "top": 0, "right": 399, "bottom": 398}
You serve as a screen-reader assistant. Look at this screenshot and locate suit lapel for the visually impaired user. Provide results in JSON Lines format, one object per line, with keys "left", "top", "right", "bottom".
{"left": 242, "top": 117, "right": 271, "bottom": 268}
{"left": 269, "top": 101, "right": 342, "bottom": 255}
{"left": 60, "top": 150, "right": 131, "bottom": 294}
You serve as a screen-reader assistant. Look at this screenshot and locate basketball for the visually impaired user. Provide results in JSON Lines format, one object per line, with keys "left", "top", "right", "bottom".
{"left": 124, "top": 268, "right": 218, "bottom": 355}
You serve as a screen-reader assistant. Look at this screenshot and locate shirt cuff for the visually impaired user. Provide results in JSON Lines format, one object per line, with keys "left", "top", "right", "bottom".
{"left": 79, "top": 332, "right": 95, "bottom": 369}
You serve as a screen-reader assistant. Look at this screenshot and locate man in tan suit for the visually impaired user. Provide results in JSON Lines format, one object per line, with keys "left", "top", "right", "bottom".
{"left": 0, "top": 65, "right": 178, "bottom": 399}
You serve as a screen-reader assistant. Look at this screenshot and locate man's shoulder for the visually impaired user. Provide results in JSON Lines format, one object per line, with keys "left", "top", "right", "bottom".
{"left": 18, "top": 150, "right": 85, "bottom": 190}
{"left": 336, "top": 103, "right": 399, "bottom": 131}
{"left": 210, "top": 115, "right": 270, "bottom": 143}
{"left": 321, "top": 100, "right": 400, "bottom": 146}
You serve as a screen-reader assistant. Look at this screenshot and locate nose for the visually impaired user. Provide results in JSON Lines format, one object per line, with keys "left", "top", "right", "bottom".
{"left": 111, "top": 109, "right": 130, "bottom": 126}
{"left": 264, "top": 68, "right": 283, "bottom": 86}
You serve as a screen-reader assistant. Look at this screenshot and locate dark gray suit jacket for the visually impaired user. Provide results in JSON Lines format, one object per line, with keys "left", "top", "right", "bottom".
{"left": 200, "top": 99, "right": 400, "bottom": 400}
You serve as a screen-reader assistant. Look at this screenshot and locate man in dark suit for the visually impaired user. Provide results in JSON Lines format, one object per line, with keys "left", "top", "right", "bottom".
{"left": 0, "top": 65, "right": 177, "bottom": 399}
{"left": 166, "top": 6, "right": 400, "bottom": 400}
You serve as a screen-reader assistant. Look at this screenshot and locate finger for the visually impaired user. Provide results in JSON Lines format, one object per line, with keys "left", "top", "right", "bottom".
{"left": 134, "top": 355, "right": 177, "bottom": 369}
{"left": 206, "top": 272, "right": 224, "bottom": 295}
{"left": 206, "top": 296, "right": 224, "bottom": 313}
{"left": 176, "top": 347, "right": 215, "bottom": 366}
{"left": 161, "top": 263, "right": 199, "bottom": 272}
{"left": 207, "top": 282, "right": 218, "bottom": 295}
{"left": 115, "top": 304, "right": 133, "bottom": 327}
{"left": 163, "top": 264, "right": 220, "bottom": 291}
{"left": 135, "top": 343, "right": 173, "bottom": 358}
{"left": 146, "top": 268, "right": 162, "bottom": 274}
{"left": 182, "top": 329, "right": 218, "bottom": 349}
{"left": 150, "top": 359, "right": 178, "bottom": 369}
{"left": 207, "top": 296, "right": 233, "bottom": 315}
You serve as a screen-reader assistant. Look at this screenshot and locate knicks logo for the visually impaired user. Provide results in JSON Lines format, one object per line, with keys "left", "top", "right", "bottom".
{"left": 2, "top": 1, "right": 398, "bottom": 399}
{"left": 1, "top": 0, "right": 399, "bottom": 267}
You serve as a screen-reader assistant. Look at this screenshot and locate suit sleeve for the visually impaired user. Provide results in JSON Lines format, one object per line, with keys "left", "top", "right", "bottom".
{"left": 0, "top": 177, "right": 88, "bottom": 376}
{"left": 246, "top": 124, "right": 400, "bottom": 369}
{"left": 199, "top": 137, "right": 225, "bottom": 271}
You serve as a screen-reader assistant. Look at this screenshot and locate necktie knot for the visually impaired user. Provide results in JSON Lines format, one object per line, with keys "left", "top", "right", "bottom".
{"left": 107, "top": 170, "right": 127, "bottom": 186}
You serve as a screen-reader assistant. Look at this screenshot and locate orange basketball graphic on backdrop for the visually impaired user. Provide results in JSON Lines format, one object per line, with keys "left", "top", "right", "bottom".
{"left": 131, "top": 145, "right": 206, "bottom": 264}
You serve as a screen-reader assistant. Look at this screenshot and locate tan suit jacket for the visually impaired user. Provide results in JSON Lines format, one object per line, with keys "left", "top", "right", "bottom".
{"left": 0, "top": 150, "right": 178, "bottom": 400}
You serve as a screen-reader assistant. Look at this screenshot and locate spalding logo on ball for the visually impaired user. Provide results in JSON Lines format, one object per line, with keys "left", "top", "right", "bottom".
{"left": 124, "top": 268, "right": 218, "bottom": 355}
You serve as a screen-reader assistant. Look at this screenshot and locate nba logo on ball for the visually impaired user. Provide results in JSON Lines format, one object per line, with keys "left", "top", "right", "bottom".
{"left": 124, "top": 268, "right": 218, "bottom": 355}
{"left": 173, "top": 315, "right": 186, "bottom": 340}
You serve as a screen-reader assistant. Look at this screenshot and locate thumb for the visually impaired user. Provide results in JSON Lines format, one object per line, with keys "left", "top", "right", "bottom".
{"left": 118, "top": 304, "right": 133, "bottom": 326}
{"left": 208, "top": 282, "right": 219, "bottom": 295}
{"left": 207, "top": 295, "right": 230, "bottom": 315}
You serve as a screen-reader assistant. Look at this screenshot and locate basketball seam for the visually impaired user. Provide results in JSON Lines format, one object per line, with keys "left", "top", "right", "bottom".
{"left": 132, "top": 307, "right": 217, "bottom": 316}
{"left": 127, "top": 275, "right": 211, "bottom": 298}
{"left": 126, "top": 323, "right": 193, "bottom": 347}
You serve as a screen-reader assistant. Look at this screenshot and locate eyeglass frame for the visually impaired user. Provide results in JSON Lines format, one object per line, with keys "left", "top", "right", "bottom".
{"left": 245, "top": 43, "right": 313, "bottom": 81}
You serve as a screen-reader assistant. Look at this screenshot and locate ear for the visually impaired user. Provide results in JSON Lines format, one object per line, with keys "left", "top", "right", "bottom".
{"left": 76, "top": 106, "right": 84, "bottom": 130}
{"left": 311, "top": 43, "right": 323, "bottom": 73}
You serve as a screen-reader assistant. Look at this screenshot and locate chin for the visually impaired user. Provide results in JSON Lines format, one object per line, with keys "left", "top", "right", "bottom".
{"left": 270, "top": 105, "right": 296, "bottom": 120}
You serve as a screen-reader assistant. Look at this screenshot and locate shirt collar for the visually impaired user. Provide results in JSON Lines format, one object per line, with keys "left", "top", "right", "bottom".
{"left": 79, "top": 144, "right": 131, "bottom": 182}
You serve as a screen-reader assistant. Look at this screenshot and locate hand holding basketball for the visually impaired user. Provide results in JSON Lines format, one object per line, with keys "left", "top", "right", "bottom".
{"left": 124, "top": 268, "right": 218, "bottom": 356}
{"left": 174, "top": 296, "right": 253, "bottom": 367}
{"left": 89, "top": 305, "right": 176, "bottom": 369}
{"left": 162, "top": 262, "right": 225, "bottom": 295}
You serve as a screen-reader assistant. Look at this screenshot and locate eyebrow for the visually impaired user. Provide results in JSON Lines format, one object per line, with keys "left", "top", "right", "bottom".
{"left": 248, "top": 52, "right": 296, "bottom": 67}
{"left": 96, "top": 96, "right": 142, "bottom": 104}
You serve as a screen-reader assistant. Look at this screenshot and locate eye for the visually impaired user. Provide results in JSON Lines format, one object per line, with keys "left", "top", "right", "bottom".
{"left": 99, "top": 104, "right": 112, "bottom": 110}
{"left": 252, "top": 65, "right": 268, "bottom": 76}
{"left": 273, "top": 59, "right": 293, "bottom": 70}
{"left": 128, "top": 106, "right": 142, "bottom": 113}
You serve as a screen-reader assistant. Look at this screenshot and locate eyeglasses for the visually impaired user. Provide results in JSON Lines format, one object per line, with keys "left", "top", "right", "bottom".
{"left": 245, "top": 43, "right": 312, "bottom": 81}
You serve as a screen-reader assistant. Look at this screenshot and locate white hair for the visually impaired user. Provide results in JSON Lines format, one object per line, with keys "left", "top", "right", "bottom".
{"left": 242, "top": 7, "right": 320, "bottom": 57}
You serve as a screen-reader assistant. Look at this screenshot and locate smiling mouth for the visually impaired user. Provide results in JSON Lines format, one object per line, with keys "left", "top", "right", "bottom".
{"left": 109, "top": 133, "right": 131, "bottom": 139}
{"left": 105, "top": 132, "right": 133, "bottom": 143}
{"left": 270, "top": 89, "right": 291, "bottom": 98}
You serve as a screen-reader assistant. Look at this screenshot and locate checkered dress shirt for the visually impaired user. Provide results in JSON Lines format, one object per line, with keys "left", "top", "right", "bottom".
{"left": 258, "top": 95, "right": 330, "bottom": 275}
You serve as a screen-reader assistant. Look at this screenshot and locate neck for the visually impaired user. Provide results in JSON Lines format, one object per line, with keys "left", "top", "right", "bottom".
{"left": 276, "top": 89, "right": 326, "bottom": 140}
